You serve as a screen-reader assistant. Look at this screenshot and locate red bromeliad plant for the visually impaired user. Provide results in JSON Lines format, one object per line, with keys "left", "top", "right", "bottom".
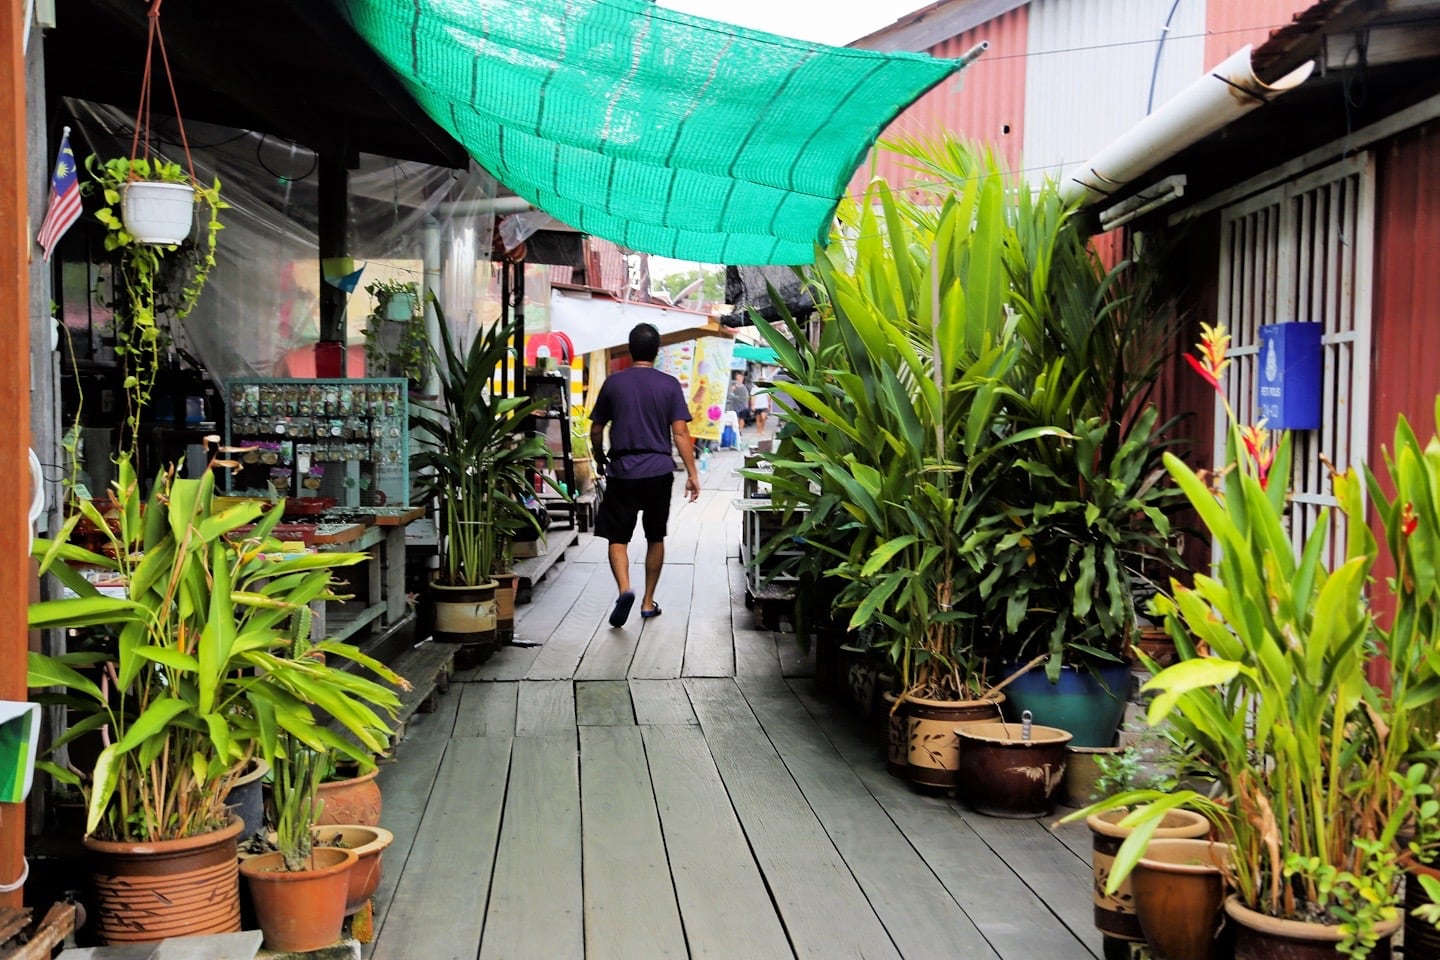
{"left": 1063, "top": 324, "right": 1440, "bottom": 957}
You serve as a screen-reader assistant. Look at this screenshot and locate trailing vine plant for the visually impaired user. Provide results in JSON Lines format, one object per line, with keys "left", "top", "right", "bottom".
{"left": 84, "top": 154, "right": 225, "bottom": 462}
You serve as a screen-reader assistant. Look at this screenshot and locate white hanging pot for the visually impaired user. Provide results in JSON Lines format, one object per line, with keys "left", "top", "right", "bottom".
{"left": 384, "top": 296, "right": 413, "bottom": 321}
{"left": 121, "top": 180, "right": 196, "bottom": 244}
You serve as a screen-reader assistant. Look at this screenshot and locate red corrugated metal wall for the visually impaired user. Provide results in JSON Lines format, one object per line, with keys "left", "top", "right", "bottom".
{"left": 1371, "top": 123, "right": 1440, "bottom": 449}
{"left": 1362, "top": 121, "right": 1440, "bottom": 679}
{"left": 1203, "top": 0, "right": 1310, "bottom": 68}
{"left": 847, "top": 6, "right": 1028, "bottom": 198}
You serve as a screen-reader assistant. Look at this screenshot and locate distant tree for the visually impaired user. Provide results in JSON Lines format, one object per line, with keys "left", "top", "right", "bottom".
{"left": 654, "top": 268, "right": 724, "bottom": 306}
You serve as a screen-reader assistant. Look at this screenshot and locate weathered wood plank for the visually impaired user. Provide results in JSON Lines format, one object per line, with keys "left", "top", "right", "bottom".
{"left": 479, "top": 735, "right": 584, "bottom": 959}
{"left": 956, "top": 802, "right": 1103, "bottom": 957}
{"left": 628, "top": 563, "right": 692, "bottom": 679}
{"left": 515, "top": 679, "right": 577, "bottom": 736}
{"left": 451, "top": 681, "right": 517, "bottom": 739}
{"left": 683, "top": 677, "right": 757, "bottom": 726}
{"left": 694, "top": 489, "right": 735, "bottom": 569}
{"left": 664, "top": 485, "right": 701, "bottom": 564}
{"left": 794, "top": 683, "right": 1101, "bottom": 958}
{"left": 576, "top": 680, "right": 635, "bottom": 726}
{"left": 776, "top": 630, "right": 813, "bottom": 679}
{"left": 470, "top": 559, "right": 598, "bottom": 681}
{"left": 643, "top": 724, "right": 793, "bottom": 959}
{"left": 367, "top": 705, "right": 454, "bottom": 954}
{"left": 369, "top": 737, "right": 512, "bottom": 960}
{"left": 579, "top": 725, "right": 688, "bottom": 959}
{"left": 575, "top": 562, "right": 644, "bottom": 679}
{"left": 741, "top": 680, "right": 1000, "bottom": 959}
{"left": 629, "top": 679, "right": 698, "bottom": 726}
{"left": 526, "top": 563, "right": 613, "bottom": 679}
{"left": 683, "top": 552, "right": 735, "bottom": 677}
{"left": 695, "top": 701, "right": 901, "bottom": 959}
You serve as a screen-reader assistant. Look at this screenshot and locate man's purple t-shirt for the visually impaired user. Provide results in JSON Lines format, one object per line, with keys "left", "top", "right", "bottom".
{"left": 591, "top": 366, "right": 691, "bottom": 480}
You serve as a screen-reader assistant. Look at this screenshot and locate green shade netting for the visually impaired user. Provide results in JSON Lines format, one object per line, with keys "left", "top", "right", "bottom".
{"left": 336, "top": 0, "right": 966, "bottom": 265}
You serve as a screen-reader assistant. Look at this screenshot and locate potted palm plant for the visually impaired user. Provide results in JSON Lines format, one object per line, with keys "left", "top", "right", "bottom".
{"left": 27, "top": 455, "right": 405, "bottom": 943}
{"left": 753, "top": 141, "right": 1052, "bottom": 789}
{"left": 411, "top": 297, "right": 550, "bottom": 665}
{"left": 1064, "top": 327, "right": 1440, "bottom": 959}
{"left": 239, "top": 736, "right": 359, "bottom": 953}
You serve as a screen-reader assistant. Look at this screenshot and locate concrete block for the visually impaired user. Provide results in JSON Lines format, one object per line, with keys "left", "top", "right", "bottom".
{"left": 256, "top": 938, "right": 360, "bottom": 960}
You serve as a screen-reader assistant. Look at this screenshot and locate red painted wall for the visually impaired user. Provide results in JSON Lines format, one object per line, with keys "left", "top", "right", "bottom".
{"left": 848, "top": 6, "right": 1028, "bottom": 196}
{"left": 1203, "top": 0, "right": 1312, "bottom": 68}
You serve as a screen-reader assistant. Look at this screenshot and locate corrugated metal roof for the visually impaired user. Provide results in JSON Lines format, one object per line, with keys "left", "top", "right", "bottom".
{"left": 1022, "top": 0, "right": 1206, "bottom": 189}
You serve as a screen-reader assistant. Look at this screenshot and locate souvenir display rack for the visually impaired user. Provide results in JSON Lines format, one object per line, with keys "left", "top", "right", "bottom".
{"left": 223, "top": 377, "right": 409, "bottom": 507}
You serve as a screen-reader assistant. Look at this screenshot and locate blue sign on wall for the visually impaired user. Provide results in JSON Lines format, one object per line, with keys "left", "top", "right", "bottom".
{"left": 1258, "top": 322, "right": 1322, "bottom": 430}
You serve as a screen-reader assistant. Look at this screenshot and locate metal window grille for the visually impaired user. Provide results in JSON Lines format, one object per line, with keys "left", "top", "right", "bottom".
{"left": 1214, "top": 153, "right": 1375, "bottom": 562}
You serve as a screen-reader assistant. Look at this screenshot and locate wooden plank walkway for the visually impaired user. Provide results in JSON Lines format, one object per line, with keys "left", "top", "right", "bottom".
{"left": 366, "top": 448, "right": 1102, "bottom": 959}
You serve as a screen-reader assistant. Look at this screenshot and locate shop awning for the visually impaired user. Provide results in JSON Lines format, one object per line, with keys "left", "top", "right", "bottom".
{"left": 733, "top": 343, "right": 778, "bottom": 364}
{"left": 337, "top": 0, "right": 969, "bottom": 266}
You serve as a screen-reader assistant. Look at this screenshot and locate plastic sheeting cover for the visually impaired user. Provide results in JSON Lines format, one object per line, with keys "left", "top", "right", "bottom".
{"left": 336, "top": 0, "right": 968, "bottom": 266}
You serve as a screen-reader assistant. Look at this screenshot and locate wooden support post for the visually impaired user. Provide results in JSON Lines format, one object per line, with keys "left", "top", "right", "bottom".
{"left": 317, "top": 148, "right": 350, "bottom": 354}
{"left": 0, "top": 0, "right": 32, "bottom": 910}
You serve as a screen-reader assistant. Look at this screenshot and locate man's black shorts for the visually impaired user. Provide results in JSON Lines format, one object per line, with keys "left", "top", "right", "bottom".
{"left": 594, "top": 473, "right": 674, "bottom": 543}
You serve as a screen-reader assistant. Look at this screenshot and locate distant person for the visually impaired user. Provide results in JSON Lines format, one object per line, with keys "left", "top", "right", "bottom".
{"left": 727, "top": 370, "right": 754, "bottom": 432}
{"left": 751, "top": 385, "right": 771, "bottom": 434}
{"left": 590, "top": 323, "right": 701, "bottom": 626}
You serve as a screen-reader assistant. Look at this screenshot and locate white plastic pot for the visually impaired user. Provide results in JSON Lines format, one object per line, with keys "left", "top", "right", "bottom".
{"left": 121, "top": 180, "right": 196, "bottom": 244}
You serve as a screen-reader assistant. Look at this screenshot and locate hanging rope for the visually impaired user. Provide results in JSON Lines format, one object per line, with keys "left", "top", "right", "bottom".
{"left": 129, "top": 0, "right": 197, "bottom": 184}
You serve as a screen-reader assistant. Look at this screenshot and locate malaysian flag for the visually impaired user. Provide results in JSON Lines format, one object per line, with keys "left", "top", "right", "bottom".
{"left": 37, "top": 128, "right": 82, "bottom": 261}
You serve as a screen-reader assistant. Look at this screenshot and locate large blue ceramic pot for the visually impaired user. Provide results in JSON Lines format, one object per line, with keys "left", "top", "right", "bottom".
{"left": 1000, "top": 660, "right": 1131, "bottom": 748}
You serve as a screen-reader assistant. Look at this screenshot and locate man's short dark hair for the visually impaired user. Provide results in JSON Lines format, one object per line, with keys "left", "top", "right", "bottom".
{"left": 628, "top": 323, "right": 660, "bottom": 362}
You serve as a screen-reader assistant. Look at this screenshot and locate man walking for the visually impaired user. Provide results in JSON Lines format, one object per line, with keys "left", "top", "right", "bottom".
{"left": 590, "top": 323, "right": 701, "bottom": 627}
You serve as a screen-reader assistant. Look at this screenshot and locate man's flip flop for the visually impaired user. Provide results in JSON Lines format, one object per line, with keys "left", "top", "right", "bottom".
{"left": 609, "top": 591, "right": 635, "bottom": 627}
{"left": 641, "top": 604, "right": 662, "bottom": 619}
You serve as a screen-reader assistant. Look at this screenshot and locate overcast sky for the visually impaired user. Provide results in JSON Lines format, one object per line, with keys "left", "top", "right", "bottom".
{"left": 656, "top": 0, "right": 923, "bottom": 46}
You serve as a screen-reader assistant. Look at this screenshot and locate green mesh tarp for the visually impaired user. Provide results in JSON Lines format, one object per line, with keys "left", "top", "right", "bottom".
{"left": 336, "top": 0, "right": 966, "bottom": 265}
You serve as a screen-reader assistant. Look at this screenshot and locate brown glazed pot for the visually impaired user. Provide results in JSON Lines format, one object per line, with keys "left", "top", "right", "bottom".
{"left": 1406, "top": 856, "right": 1440, "bottom": 960}
{"left": 1085, "top": 808, "right": 1211, "bottom": 945}
{"left": 240, "top": 847, "right": 359, "bottom": 953}
{"left": 1060, "top": 745, "right": 1124, "bottom": 808}
{"left": 312, "top": 824, "right": 395, "bottom": 916}
{"left": 882, "top": 692, "right": 908, "bottom": 779}
{"left": 493, "top": 571, "right": 519, "bottom": 645}
{"left": 1132, "top": 838, "right": 1233, "bottom": 960}
{"left": 316, "top": 768, "right": 383, "bottom": 827}
{"left": 1224, "top": 897, "right": 1399, "bottom": 960}
{"left": 82, "top": 815, "right": 243, "bottom": 943}
{"left": 903, "top": 694, "right": 1005, "bottom": 789}
{"left": 431, "top": 579, "right": 499, "bottom": 666}
{"left": 954, "top": 720, "right": 1071, "bottom": 818}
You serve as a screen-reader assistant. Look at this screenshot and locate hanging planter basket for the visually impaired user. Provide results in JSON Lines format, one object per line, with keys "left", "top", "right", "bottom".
{"left": 122, "top": 180, "right": 196, "bottom": 244}
{"left": 383, "top": 296, "right": 414, "bottom": 321}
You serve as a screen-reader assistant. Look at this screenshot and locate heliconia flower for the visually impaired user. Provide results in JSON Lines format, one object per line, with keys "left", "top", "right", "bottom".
{"left": 1403, "top": 502, "right": 1419, "bottom": 537}
{"left": 1240, "top": 422, "right": 1275, "bottom": 490}
{"left": 1185, "top": 322, "right": 1232, "bottom": 393}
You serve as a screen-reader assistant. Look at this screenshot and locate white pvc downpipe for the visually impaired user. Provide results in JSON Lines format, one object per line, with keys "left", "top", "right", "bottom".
{"left": 1062, "top": 45, "right": 1315, "bottom": 208}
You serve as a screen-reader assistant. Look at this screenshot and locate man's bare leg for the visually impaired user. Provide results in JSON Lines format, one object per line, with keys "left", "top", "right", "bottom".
{"left": 642, "top": 540, "right": 664, "bottom": 612}
{"left": 609, "top": 541, "right": 631, "bottom": 594}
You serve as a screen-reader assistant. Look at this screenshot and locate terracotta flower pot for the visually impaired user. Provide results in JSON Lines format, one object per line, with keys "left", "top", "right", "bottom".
{"left": 316, "top": 768, "right": 383, "bottom": 827}
{"left": 312, "top": 824, "right": 395, "bottom": 916}
{"left": 240, "top": 847, "right": 358, "bottom": 953}
{"left": 954, "top": 719, "right": 1071, "bottom": 818}
{"left": 1132, "top": 837, "right": 1233, "bottom": 960}
{"left": 82, "top": 815, "right": 243, "bottom": 943}
{"left": 1224, "top": 896, "right": 1400, "bottom": 960}
{"left": 903, "top": 693, "right": 1006, "bottom": 789}
{"left": 1085, "top": 807, "right": 1211, "bottom": 945}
